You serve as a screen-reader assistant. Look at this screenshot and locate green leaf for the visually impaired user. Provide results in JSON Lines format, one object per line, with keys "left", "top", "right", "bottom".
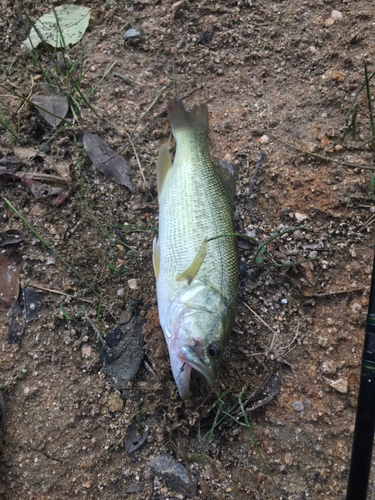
{"left": 59, "top": 304, "right": 73, "bottom": 320}
{"left": 22, "top": 5, "right": 91, "bottom": 53}
{"left": 255, "top": 244, "right": 266, "bottom": 264}
{"left": 371, "top": 172, "right": 375, "bottom": 197}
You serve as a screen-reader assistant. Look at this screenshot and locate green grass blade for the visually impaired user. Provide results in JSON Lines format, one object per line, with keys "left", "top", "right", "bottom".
{"left": 352, "top": 103, "right": 359, "bottom": 139}
{"left": 365, "top": 63, "right": 375, "bottom": 148}
{"left": 4, "top": 198, "right": 103, "bottom": 300}
{"left": 340, "top": 68, "right": 375, "bottom": 145}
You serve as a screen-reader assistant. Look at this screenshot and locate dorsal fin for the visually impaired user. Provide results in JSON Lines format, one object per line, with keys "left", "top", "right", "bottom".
{"left": 156, "top": 143, "right": 172, "bottom": 194}
{"left": 212, "top": 158, "right": 236, "bottom": 208}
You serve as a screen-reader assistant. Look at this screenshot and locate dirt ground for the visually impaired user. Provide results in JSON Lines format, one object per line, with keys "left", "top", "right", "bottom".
{"left": 1, "top": 0, "right": 375, "bottom": 498}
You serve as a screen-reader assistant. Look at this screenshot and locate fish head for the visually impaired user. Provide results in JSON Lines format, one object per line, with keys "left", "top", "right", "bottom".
{"left": 166, "top": 283, "right": 229, "bottom": 400}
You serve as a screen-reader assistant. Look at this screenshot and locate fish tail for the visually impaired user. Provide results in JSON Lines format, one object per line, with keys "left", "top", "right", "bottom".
{"left": 167, "top": 99, "right": 208, "bottom": 138}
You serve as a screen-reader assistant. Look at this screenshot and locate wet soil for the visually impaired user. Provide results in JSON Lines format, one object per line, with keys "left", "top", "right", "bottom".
{"left": 1, "top": 0, "right": 375, "bottom": 498}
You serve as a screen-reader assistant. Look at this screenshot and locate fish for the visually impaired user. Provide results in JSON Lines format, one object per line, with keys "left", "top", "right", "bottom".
{"left": 153, "top": 99, "right": 239, "bottom": 400}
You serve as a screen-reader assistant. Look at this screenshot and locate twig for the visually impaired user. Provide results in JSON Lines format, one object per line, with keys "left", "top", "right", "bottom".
{"left": 28, "top": 282, "right": 93, "bottom": 303}
{"left": 360, "top": 213, "right": 375, "bottom": 232}
{"left": 131, "top": 85, "right": 166, "bottom": 138}
{"left": 144, "top": 360, "right": 158, "bottom": 379}
{"left": 82, "top": 307, "right": 106, "bottom": 346}
{"left": 276, "top": 137, "right": 375, "bottom": 170}
{"left": 244, "top": 302, "right": 278, "bottom": 351}
{"left": 312, "top": 287, "right": 363, "bottom": 297}
{"left": 248, "top": 151, "right": 266, "bottom": 223}
{"left": 126, "top": 132, "right": 147, "bottom": 187}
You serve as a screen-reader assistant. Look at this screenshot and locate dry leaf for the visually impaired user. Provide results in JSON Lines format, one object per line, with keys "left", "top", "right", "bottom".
{"left": 0, "top": 254, "right": 19, "bottom": 311}
{"left": 83, "top": 133, "right": 134, "bottom": 192}
{"left": 0, "top": 230, "right": 25, "bottom": 247}
{"left": 31, "top": 92, "right": 69, "bottom": 128}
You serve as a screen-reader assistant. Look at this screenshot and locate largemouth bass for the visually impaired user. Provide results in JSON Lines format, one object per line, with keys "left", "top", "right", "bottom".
{"left": 153, "top": 99, "right": 238, "bottom": 399}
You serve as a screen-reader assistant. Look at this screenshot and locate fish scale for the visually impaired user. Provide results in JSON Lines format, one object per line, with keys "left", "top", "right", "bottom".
{"left": 153, "top": 99, "right": 238, "bottom": 399}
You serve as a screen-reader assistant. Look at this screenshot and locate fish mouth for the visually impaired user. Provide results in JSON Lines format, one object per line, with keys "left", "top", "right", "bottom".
{"left": 180, "top": 345, "right": 215, "bottom": 384}
{"left": 169, "top": 344, "right": 216, "bottom": 400}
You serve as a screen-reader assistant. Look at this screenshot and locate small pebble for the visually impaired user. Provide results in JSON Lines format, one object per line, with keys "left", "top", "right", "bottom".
{"left": 321, "top": 361, "right": 337, "bottom": 374}
{"left": 295, "top": 213, "right": 307, "bottom": 222}
{"left": 81, "top": 345, "right": 92, "bottom": 358}
{"left": 281, "top": 298, "right": 288, "bottom": 305}
{"left": 293, "top": 230, "right": 304, "bottom": 241}
{"left": 331, "top": 10, "right": 342, "bottom": 20}
{"left": 107, "top": 394, "right": 124, "bottom": 412}
{"left": 329, "top": 378, "right": 348, "bottom": 394}
{"left": 128, "top": 279, "right": 138, "bottom": 290}
{"left": 292, "top": 401, "right": 304, "bottom": 412}
{"left": 284, "top": 453, "right": 293, "bottom": 465}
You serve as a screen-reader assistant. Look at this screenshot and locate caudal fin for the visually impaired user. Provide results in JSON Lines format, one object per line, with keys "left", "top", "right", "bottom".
{"left": 167, "top": 99, "right": 208, "bottom": 138}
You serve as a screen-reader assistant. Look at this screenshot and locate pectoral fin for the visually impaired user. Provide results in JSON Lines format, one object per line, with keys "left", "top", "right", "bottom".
{"left": 156, "top": 143, "right": 172, "bottom": 194}
{"left": 153, "top": 237, "right": 160, "bottom": 279}
{"left": 177, "top": 239, "right": 208, "bottom": 285}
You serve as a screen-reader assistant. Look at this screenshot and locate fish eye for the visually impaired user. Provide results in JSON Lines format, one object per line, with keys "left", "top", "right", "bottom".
{"left": 208, "top": 343, "right": 221, "bottom": 359}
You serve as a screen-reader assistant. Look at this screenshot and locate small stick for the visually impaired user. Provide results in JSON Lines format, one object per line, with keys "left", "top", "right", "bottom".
{"left": 244, "top": 302, "right": 279, "bottom": 351}
{"left": 131, "top": 85, "right": 167, "bottom": 138}
{"left": 276, "top": 137, "right": 375, "bottom": 171}
{"left": 248, "top": 151, "right": 266, "bottom": 223}
{"left": 360, "top": 213, "right": 375, "bottom": 232}
{"left": 312, "top": 287, "right": 363, "bottom": 297}
{"left": 28, "top": 282, "right": 93, "bottom": 303}
{"left": 126, "top": 132, "right": 147, "bottom": 187}
{"left": 144, "top": 360, "right": 158, "bottom": 379}
{"left": 82, "top": 307, "right": 106, "bottom": 346}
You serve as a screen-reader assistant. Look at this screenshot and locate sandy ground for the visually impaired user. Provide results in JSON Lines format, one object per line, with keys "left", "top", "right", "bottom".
{"left": 1, "top": 0, "right": 375, "bottom": 498}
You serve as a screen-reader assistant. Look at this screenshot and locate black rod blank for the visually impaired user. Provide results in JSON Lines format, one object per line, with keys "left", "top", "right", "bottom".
{"left": 346, "top": 254, "right": 375, "bottom": 500}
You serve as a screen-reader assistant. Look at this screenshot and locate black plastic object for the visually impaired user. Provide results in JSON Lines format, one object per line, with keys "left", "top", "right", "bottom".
{"left": 346, "top": 253, "right": 375, "bottom": 500}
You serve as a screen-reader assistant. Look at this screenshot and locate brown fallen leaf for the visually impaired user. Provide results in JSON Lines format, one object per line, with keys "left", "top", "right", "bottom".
{"left": 0, "top": 230, "right": 25, "bottom": 247}
{"left": 0, "top": 254, "right": 20, "bottom": 311}
{"left": 320, "top": 135, "right": 331, "bottom": 147}
{"left": 0, "top": 150, "right": 71, "bottom": 206}
{"left": 83, "top": 132, "right": 134, "bottom": 192}
{"left": 31, "top": 92, "right": 69, "bottom": 128}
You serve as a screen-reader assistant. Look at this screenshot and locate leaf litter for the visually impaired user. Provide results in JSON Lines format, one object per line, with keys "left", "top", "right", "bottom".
{"left": 31, "top": 92, "right": 69, "bottom": 128}
{"left": 0, "top": 230, "right": 25, "bottom": 247}
{"left": 83, "top": 132, "right": 134, "bottom": 191}
{"left": 0, "top": 254, "right": 19, "bottom": 311}
{"left": 0, "top": 149, "right": 71, "bottom": 205}
{"left": 21, "top": 4, "right": 91, "bottom": 53}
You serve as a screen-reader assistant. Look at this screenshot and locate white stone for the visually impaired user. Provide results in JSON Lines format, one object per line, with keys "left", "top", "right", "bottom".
{"left": 331, "top": 10, "right": 342, "bottom": 20}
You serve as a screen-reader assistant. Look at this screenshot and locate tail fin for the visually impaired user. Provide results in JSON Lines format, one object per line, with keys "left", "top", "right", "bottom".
{"left": 167, "top": 99, "right": 208, "bottom": 138}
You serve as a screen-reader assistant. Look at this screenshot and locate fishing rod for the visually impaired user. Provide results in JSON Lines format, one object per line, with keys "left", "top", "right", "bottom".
{"left": 346, "top": 252, "right": 375, "bottom": 500}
